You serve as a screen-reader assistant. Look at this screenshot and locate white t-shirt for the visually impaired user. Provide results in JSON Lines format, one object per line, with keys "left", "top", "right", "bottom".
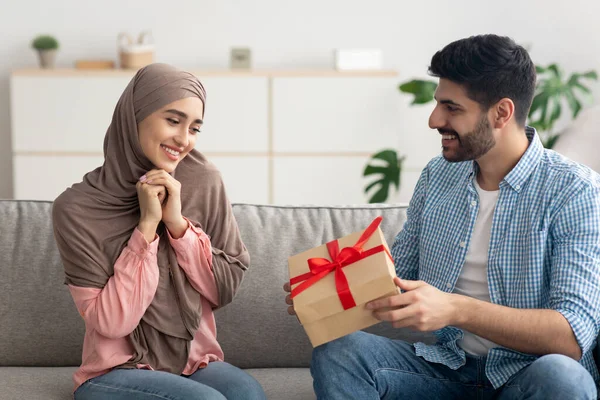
{"left": 453, "top": 178, "right": 499, "bottom": 356}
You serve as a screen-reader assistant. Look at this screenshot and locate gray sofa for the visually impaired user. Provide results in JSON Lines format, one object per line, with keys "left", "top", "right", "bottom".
{"left": 0, "top": 200, "right": 434, "bottom": 399}
{"left": 1, "top": 200, "right": 598, "bottom": 399}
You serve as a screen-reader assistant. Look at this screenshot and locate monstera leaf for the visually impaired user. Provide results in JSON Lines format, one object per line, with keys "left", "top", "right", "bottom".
{"left": 363, "top": 149, "right": 405, "bottom": 203}
{"left": 529, "top": 64, "right": 597, "bottom": 148}
{"left": 399, "top": 80, "right": 438, "bottom": 105}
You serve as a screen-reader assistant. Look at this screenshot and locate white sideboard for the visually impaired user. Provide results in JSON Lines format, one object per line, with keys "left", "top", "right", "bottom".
{"left": 11, "top": 68, "right": 422, "bottom": 205}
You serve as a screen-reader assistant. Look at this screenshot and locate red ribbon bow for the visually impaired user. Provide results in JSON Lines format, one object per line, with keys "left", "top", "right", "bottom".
{"left": 290, "top": 216, "right": 392, "bottom": 310}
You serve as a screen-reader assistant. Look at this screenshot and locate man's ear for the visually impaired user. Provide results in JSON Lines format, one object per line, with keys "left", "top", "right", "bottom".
{"left": 491, "top": 98, "right": 515, "bottom": 129}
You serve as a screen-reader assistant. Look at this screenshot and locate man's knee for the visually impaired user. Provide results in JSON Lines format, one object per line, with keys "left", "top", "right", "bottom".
{"left": 311, "top": 332, "right": 370, "bottom": 373}
{"left": 526, "top": 354, "right": 596, "bottom": 397}
{"left": 532, "top": 354, "right": 588, "bottom": 380}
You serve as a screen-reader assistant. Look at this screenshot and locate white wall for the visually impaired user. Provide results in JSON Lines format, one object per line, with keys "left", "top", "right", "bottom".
{"left": 1, "top": 0, "right": 599, "bottom": 200}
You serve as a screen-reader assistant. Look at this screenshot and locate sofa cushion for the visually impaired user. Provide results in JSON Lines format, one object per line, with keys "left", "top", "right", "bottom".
{"left": 0, "top": 201, "right": 84, "bottom": 367}
{"left": 0, "top": 367, "right": 76, "bottom": 400}
{"left": 247, "top": 368, "right": 315, "bottom": 400}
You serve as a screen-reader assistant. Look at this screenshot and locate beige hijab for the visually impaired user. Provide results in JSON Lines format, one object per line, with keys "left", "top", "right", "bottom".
{"left": 52, "top": 63, "right": 248, "bottom": 373}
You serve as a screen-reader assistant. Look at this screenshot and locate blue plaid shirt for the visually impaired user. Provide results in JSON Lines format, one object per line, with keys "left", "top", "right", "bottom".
{"left": 391, "top": 127, "right": 600, "bottom": 388}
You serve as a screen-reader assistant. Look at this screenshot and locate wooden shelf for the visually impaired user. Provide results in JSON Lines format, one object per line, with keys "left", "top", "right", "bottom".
{"left": 11, "top": 68, "right": 398, "bottom": 78}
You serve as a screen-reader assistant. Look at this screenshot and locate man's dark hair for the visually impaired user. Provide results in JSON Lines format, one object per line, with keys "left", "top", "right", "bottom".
{"left": 428, "top": 34, "right": 536, "bottom": 126}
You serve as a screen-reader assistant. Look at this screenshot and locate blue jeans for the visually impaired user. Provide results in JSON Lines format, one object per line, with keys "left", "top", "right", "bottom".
{"left": 311, "top": 331, "right": 597, "bottom": 400}
{"left": 74, "top": 361, "right": 266, "bottom": 400}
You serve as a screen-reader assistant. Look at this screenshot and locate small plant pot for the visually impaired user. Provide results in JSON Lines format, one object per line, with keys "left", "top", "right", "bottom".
{"left": 37, "top": 49, "right": 57, "bottom": 68}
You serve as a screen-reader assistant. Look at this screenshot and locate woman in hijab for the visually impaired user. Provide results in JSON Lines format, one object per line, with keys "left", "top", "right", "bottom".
{"left": 52, "top": 63, "right": 266, "bottom": 400}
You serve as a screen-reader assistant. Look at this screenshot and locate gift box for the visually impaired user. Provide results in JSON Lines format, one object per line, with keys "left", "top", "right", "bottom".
{"left": 288, "top": 217, "right": 398, "bottom": 347}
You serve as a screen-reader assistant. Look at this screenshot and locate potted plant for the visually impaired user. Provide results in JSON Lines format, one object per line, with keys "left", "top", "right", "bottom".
{"left": 31, "top": 35, "right": 59, "bottom": 68}
{"left": 363, "top": 64, "right": 597, "bottom": 203}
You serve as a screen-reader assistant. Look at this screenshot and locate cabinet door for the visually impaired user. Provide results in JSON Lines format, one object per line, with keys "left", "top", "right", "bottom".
{"left": 13, "top": 155, "right": 104, "bottom": 200}
{"left": 11, "top": 76, "right": 132, "bottom": 153}
{"left": 195, "top": 77, "right": 269, "bottom": 153}
{"left": 272, "top": 77, "right": 401, "bottom": 153}
{"left": 208, "top": 156, "right": 270, "bottom": 204}
{"left": 273, "top": 156, "right": 368, "bottom": 204}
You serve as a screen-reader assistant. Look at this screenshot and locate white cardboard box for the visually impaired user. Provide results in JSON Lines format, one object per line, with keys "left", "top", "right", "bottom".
{"left": 334, "top": 49, "right": 383, "bottom": 70}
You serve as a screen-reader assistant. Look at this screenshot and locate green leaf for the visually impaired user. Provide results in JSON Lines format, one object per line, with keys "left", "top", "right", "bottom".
{"left": 364, "top": 179, "right": 382, "bottom": 194}
{"left": 539, "top": 100, "right": 549, "bottom": 130}
{"left": 32, "top": 35, "right": 59, "bottom": 50}
{"left": 564, "top": 89, "right": 582, "bottom": 119}
{"left": 399, "top": 80, "right": 437, "bottom": 105}
{"left": 543, "top": 134, "right": 561, "bottom": 149}
{"left": 548, "top": 97, "right": 562, "bottom": 128}
{"left": 363, "top": 149, "right": 404, "bottom": 203}
{"left": 528, "top": 92, "right": 549, "bottom": 117}
{"left": 363, "top": 165, "right": 393, "bottom": 176}
{"left": 529, "top": 119, "right": 547, "bottom": 132}
{"left": 529, "top": 65, "right": 595, "bottom": 135}
{"left": 528, "top": 91, "right": 550, "bottom": 130}
{"left": 547, "top": 64, "right": 562, "bottom": 79}
{"left": 366, "top": 179, "right": 390, "bottom": 203}
{"left": 571, "top": 80, "right": 591, "bottom": 94}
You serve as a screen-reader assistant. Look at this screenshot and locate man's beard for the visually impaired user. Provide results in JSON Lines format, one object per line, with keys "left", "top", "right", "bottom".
{"left": 441, "top": 114, "right": 495, "bottom": 162}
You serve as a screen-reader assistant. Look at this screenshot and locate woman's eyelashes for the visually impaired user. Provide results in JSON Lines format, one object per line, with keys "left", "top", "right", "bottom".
{"left": 167, "top": 118, "right": 201, "bottom": 135}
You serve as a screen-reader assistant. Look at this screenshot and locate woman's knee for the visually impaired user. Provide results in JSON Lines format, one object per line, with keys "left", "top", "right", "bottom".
{"left": 75, "top": 369, "right": 227, "bottom": 400}
{"left": 219, "top": 370, "right": 266, "bottom": 400}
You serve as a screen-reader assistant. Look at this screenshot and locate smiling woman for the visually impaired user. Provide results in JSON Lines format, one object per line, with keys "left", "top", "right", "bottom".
{"left": 51, "top": 63, "right": 266, "bottom": 400}
{"left": 138, "top": 102, "right": 204, "bottom": 172}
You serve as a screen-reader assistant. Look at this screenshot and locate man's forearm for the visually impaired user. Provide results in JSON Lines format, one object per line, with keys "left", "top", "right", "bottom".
{"left": 450, "top": 294, "right": 581, "bottom": 360}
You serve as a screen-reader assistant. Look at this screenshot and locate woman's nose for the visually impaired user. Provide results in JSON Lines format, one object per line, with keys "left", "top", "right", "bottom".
{"left": 174, "top": 129, "right": 189, "bottom": 148}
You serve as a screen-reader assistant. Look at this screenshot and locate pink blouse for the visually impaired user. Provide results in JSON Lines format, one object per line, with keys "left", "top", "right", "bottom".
{"left": 68, "top": 220, "right": 223, "bottom": 392}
